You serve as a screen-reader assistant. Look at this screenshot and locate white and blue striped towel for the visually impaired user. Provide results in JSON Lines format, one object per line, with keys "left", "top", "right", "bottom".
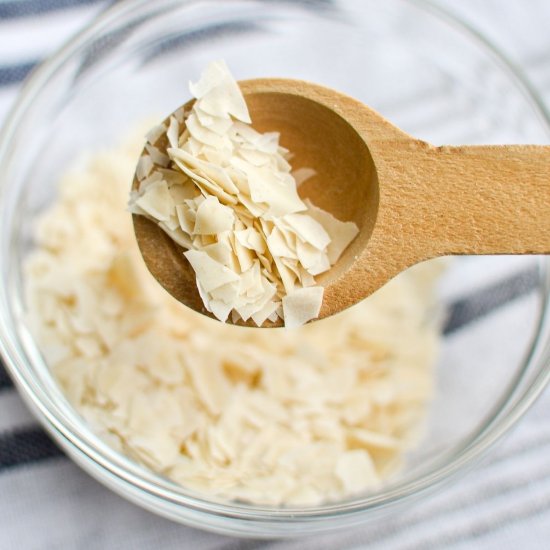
{"left": 1, "top": 1, "right": 549, "bottom": 548}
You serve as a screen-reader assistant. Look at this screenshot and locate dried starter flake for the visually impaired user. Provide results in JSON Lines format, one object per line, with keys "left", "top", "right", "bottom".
{"left": 25, "top": 121, "right": 445, "bottom": 507}
{"left": 129, "top": 61, "right": 360, "bottom": 327}
{"left": 282, "top": 287, "right": 324, "bottom": 330}
{"left": 335, "top": 450, "right": 380, "bottom": 493}
{"left": 184, "top": 250, "right": 240, "bottom": 292}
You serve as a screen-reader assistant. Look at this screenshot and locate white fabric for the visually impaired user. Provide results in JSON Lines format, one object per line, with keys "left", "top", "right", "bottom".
{"left": 0, "top": 0, "right": 549, "bottom": 548}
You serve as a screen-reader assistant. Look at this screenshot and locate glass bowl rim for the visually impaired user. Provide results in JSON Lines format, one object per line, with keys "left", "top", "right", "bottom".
{"left": 0, "top": 0, "right": 550, "bottom": 525}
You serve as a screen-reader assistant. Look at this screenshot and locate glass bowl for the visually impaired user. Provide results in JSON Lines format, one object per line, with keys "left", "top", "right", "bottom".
{"left": 1, "top": 0, "right": 550, "bottom": 538}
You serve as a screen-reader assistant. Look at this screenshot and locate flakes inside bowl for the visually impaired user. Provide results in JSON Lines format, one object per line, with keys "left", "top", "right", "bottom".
{"left": 24, "top": 122, "right": 444, "bottom": 507}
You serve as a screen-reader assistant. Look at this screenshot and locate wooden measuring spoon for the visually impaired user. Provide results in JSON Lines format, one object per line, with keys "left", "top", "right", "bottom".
{"left": 133, "top": 78, "right": 550, "bottom": 326}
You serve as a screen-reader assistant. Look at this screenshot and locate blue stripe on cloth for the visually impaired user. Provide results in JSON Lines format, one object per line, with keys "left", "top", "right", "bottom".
{"left": 0, "top": 0, "right": 103, "bottom": 19}
{"left": 0, "top": 427, "right": 63, "bottom": 470}
{"left": 0, "top": 61, "right": 37, "bottom": 86}
{"left": 0, "top": 363, "right": 12, "bottom": 391}
{"left": 442, "top": 267, "right": 539, "bottom": 334}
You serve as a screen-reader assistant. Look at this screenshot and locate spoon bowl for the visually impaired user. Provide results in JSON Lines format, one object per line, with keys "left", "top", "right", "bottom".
{"left": 133, "top": 79, "right": 550, "bottom": 325}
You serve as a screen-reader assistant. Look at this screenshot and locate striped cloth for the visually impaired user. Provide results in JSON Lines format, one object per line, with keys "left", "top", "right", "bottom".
{"left": 1, "top": 1, "right": 550, "bottom": 548}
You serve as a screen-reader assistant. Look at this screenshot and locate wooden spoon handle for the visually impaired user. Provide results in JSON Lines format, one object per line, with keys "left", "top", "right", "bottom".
{"left": 382, "top": 143, "right": 550, "bottom": 259}
{"left": 320, "top": 141, "right": 550, "bottom": 318}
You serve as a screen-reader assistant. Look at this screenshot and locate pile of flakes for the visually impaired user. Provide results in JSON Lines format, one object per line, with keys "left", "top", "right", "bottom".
{"left": 25, "top": 126, "right": 445, "bottom": 507}
{"left": 128, "top": 61, "right": 359, "bottom": 328}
